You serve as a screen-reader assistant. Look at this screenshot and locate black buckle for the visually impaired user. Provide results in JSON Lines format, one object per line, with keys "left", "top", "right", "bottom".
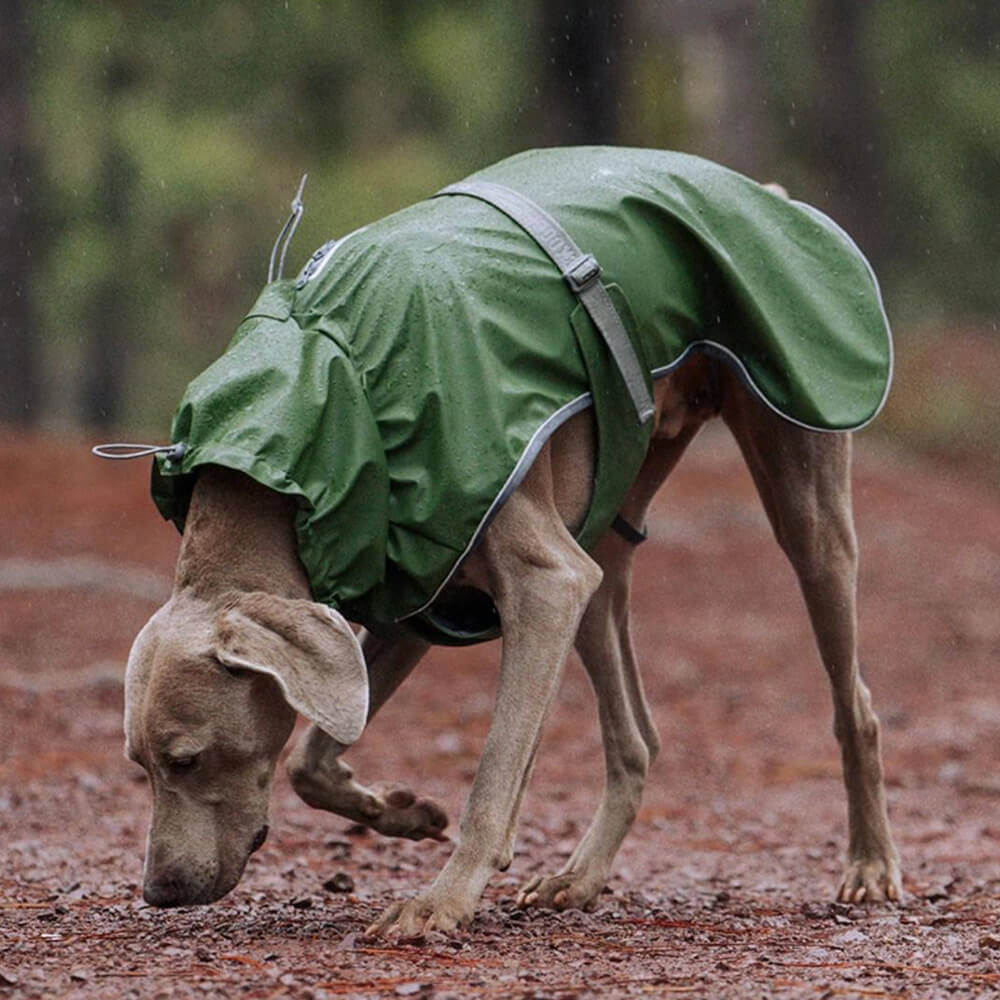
{"left": 563, "top": 253, "right": 601, "bottom": 293}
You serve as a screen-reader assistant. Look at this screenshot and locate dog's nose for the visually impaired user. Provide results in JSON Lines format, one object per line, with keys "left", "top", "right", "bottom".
{"left": 250, "top": 824, "right": 269, "bottom": 854}
{"left": 143, "top": 869, "right": 191, "bottom": 908}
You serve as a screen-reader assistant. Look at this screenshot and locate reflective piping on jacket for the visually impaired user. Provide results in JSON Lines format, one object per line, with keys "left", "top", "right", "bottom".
{"left": 650, "top": 198, "right": 894, "bottom": 436}
{"left": 648, "top": 340, "right": 888, "bottom": 435}
{"left": 399, "top": 391, "right": 594, "bottom": 621}
{"left": 792, "top": 198, "right": 894, "bottom": 428}
{"left": 398, "top": 244, "right": 892, "bottom": 625}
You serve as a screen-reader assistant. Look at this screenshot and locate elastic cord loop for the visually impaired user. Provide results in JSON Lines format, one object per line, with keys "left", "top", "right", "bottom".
{"left": 91, "top": 443, "right": 187, "bottom": 462}
{"left": 268, "top": 174, "right": 308, "bottom": 283}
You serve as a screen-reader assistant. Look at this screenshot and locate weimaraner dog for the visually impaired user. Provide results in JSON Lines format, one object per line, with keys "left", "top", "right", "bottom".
{"left": 124, "top": 352, "right": 900, "bottom": 936}
{"left": 123, "top": 153, "right": 900, "bottom": 937}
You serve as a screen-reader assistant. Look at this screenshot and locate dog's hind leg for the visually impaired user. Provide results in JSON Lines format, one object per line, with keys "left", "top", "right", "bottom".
{"left": 722, "top": 379, "right": 901, "bottom": 903}
{"left": 287, "top": 628, "right": 448, "bottom": 840}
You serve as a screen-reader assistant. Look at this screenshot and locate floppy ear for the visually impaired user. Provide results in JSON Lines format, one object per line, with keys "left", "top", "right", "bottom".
{"left": 213, "top": 592, "right": 369, "bottom": 745}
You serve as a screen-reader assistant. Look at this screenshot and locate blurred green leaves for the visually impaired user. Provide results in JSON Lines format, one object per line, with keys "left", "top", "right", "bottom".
{"left": 25, "top": 0, "right": 534, "bottom": 428}
{"left": 17, "top": 0, "right": 1000, "bottom": 437}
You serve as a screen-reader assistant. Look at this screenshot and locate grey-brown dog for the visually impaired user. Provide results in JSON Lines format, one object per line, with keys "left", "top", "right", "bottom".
{"left": 125, "top": 347, "right": 901, "bottom": 937}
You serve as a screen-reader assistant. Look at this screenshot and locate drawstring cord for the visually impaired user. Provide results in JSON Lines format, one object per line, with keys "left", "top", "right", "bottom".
{"left": 93, "top": 175, "right": 309, "bottom": 467}
{"left": 91, "top": 442, "right": 187, "bottom": 463}
{"left": 268, "top": 174, "right": 308, "bottom": 284}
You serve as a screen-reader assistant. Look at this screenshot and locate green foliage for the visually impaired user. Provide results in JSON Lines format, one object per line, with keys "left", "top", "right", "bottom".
{"left": 20, "top": 0, "right": 1000, "bottom": 432}
{"left": 763, "top": 0, "right": 1000, "bottom": 325}
{"left": 870, "top": 0, "right": 1000, "bottom": 321}
{"left": 27, "top": 0, "right": 532, "bottom": 430}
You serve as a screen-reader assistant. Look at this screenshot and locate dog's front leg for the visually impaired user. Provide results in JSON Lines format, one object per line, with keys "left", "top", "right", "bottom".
{"left": 366, "top": 476, "right": 603, "bottom": 937}
{"left": 518, "top": 534, "right": 658, "bottom": 911}
{"left": 287, "top": 627, "right": 448, "bottom": 840}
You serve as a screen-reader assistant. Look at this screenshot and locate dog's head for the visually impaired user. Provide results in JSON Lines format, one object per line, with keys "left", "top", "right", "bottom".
{"left": 124, "top": 590, "right": 367, "bottom": 906}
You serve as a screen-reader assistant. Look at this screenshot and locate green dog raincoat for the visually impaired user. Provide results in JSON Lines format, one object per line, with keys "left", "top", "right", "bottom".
{"left": 152, "top": 147, "right": 892, "bottom": 641}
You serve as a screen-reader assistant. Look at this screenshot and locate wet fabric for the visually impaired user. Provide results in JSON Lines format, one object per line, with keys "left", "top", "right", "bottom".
{"left": 151, "top": 147, "right": 892, "bottom": 636}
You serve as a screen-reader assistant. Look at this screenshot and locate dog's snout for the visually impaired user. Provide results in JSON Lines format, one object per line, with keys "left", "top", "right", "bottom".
{"left": 143, "top": 869, "right": 191, "bottom": 908}
{"left": 250, "top": 824, "right": 269, "bottom": 854}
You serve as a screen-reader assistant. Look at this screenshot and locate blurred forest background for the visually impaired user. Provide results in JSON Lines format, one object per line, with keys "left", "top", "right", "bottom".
{"left": 2, "top": 0, "right": 998, "bottom": 480}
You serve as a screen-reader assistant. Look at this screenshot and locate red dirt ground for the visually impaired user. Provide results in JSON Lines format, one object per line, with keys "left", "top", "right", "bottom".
{"left": 2, "top": 425, "right": 999, "bottom": 999}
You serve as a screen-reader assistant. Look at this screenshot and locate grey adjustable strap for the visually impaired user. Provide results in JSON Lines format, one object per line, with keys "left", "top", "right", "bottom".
{"left": 435, "top": 180, "right": 654, "bottom": 424}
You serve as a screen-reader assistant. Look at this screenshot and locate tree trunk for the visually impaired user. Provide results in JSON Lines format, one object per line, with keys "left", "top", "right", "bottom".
{"left": 534, "top": 2, "right": 626, "bottom": 144}
{"left": 80, "top": 280, "right": 128, "bottom": 428}
{"left": 78, "top": 77, "right": 136, "bottom": 428}
{"left": 810, "top": 0, "right": 886, "bottom": 261}
{"left": 0, "top": 0, "right": 42, "bottom": 425}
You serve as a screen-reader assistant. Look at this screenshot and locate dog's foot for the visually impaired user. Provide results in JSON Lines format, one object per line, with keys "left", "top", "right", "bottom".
{"left": 364, "top": 891, "right": 474, "bottom": 939}
{"left": 515, "top": 869, "right": 605, "bottom": 911}
{"left": 837, "top": 855, "right": 902, "bottom": 904}
{"left": 366, "top": 786, "right": 449, "bottom": 841}
{"left": 288, "top": 756, "right": 448, "bottom": 841}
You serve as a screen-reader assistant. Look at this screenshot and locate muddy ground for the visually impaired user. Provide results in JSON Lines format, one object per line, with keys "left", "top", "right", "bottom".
{"left": 2, "top": 425, "right": 999, "bottom": 999}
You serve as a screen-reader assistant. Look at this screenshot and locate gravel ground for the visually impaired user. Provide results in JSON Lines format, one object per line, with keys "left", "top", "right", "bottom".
{"left": 2, "top": 424, "right": 999, "bottom": 999}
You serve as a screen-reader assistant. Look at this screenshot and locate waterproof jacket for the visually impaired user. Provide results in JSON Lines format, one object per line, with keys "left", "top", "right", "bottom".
{"left": 152, "top": 147, "right": 892, "bottom": 639}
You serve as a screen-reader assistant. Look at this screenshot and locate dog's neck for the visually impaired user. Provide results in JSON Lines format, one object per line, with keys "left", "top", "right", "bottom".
{"left": 174, "top": 465, "right": 311, "bottom": 599}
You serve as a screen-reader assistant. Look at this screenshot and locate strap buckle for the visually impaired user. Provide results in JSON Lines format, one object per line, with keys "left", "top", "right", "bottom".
{"left": 563, "top": 253, "right": 601, "bottom": 293}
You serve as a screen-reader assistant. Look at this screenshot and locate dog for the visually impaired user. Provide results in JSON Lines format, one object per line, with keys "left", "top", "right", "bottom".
{"left": 122, "top": 148, "right": 901, "bottom": 936}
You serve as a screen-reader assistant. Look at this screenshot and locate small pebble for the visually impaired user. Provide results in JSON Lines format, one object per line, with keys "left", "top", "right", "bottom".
{"left": 323, "top": 872, "right": 355, "bottom": 894}
{"left": 395, "top": 983, "right": 428, "bottom": 997}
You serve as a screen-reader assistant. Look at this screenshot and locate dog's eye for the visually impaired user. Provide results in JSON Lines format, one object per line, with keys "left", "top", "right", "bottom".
{"left": 168, "top": 754, "right": 199, "bottom": 771}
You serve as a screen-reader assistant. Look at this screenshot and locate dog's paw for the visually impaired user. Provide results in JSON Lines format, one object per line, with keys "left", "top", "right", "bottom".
{"left": 364, "top": 891, "right": 473, "bottom": 939}
{"left": 837, "top": 855, "right": 902, "bottom": 904}
{"left": 289, "top": 759, "right": 448, "bottom": 841}
{"left": 515, "top": 870, "right": 603, "bottom": 911}
{"left": 368, "top": 786, "right": 449, "bottom": 841}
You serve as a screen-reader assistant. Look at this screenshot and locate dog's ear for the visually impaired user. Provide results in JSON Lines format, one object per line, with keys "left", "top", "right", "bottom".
{"left": 213, "top": 592, "right": 369, "bottom": 745}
